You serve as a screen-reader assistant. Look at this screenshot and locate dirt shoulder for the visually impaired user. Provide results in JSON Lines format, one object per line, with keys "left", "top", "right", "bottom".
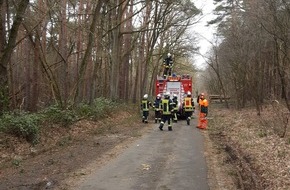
{"left": 0, "top": 110, "right": 152, "bottom": 190}
{"left": 205, "top": 103, "right": 290, "bottom": 190}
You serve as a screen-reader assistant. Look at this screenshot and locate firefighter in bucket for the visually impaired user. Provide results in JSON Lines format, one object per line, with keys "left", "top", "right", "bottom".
{"left": 163, "top": 53, "right": 173, "bottom": 78}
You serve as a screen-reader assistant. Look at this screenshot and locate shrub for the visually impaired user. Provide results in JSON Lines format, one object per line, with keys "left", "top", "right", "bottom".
{"left": 0, "top": 98, "right": 124, "bottom": 144}
{"left": 42, "top": 105, "right": 77, "bottom": 127}
{"left": 75, "top": 98, "right": 119, "bottom": 121}
{"left": 0, "top": 112, "right": 41, "bottom": 144}
{"left": 76, "top": 103, "right": 94, "bottom": 118}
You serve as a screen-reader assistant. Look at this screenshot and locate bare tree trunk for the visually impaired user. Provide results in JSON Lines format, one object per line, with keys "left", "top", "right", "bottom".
{"left": 132, "top": 53, "right": 141, "bottom": 103}
{"left": 58, "top": 0, "right": 68, "bottom": 107}
{"left": 0, "top": 0, "right": 4, "bottom": 52}
{"left": 119, "top": 0, "right": 132, "bottom": 102}
{"left": 0, "top": 0, "right": 29, "bottom": 113}
{"left": 74, "top": 0, "right": 105, "bottom": 105}
{"left": 109, "top": 0, "right": 123, "bottom": 101}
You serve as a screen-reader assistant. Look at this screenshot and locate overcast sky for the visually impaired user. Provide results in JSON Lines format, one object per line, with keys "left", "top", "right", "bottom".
{"left": 191, "top": 0, "right": 216, "bottom": 69}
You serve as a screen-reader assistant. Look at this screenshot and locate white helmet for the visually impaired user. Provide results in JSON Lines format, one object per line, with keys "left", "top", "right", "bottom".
{"left": 143, "top": 94, "right": 148, "bottom": 99}
{"left": 187, "top": 91, "right": 191, "bottom": 96}
{"left": 157, "top": 94, "right": 161, "bottom": 98}
{"left": 164, "top": 92, "right": 170, "bottom": 98}
{"left": 173, "top": 94, "right": 177, "bottom": 98}
{"left": 167, "top": 53, "right": 171, "bottom": 57}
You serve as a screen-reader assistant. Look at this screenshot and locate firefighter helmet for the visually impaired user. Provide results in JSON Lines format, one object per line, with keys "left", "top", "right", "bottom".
{"left": 167, "top": 53, "right": 171, "bottom": 57}
{"left": 173, "top": 94, "right": 177, "bottom": 98}
{"left": 164, "top": 92, "right": 170, "bottom": 98}
{"left": 187, "top": 91, "right": 191, "bottom": 97}
{"left": 143, "top": 94, "right": 148, "bottom": 99}
{"left": 157, "top": 94, "right": 161, "bottom": 99}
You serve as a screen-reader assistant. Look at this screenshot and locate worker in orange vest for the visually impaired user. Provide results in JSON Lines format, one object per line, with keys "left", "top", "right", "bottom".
{"left": 197, "top": 93, "right": 209, "bottom": 129}
{"left": 182, "top": 91, "right": 195, "bottom": 125}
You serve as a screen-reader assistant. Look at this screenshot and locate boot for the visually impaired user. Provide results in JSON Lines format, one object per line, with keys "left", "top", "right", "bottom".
{"left": 187, "top": 118, "right": 190, "bottom": 125}
{"left": 159, "top": 123, "right": 164, "bottom": 131}
{"left": 155, "top": 118, "right": 157, "bottom": 123}
{"left": 168, "top": 126, "right": 172, "bottom": 131}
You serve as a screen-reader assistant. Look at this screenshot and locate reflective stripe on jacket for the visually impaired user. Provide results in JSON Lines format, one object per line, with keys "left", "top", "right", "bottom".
{"left": 184, "top": 97, "right": 193, "bottom": 111}
{"left": 161, "top": 99, "right": 171, "bottom": 115}
{"left": 142, "top": 100, "right": 149, "bottom": 111}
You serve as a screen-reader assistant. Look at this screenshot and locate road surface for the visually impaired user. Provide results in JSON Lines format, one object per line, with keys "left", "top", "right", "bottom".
{"left": 75, "top": 117, "right": 209, "bottom": 190}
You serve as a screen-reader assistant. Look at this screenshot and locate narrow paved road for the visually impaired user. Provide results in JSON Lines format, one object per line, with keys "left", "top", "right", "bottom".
{"left": 75, "top": 116, "right": 209, "bottom": 190}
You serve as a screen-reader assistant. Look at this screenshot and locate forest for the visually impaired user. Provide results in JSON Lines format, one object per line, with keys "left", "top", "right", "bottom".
{"left": 204, "top": 0, "right": 290, "bottom": 115}
{"left": 0, "top": 1, "right": 289, "bottom": 189}
{"left": 0, "top": 0, "right": 200, "bottom": 114}
{"left": 0, "top": 0, "right": 289, "bottom": 138}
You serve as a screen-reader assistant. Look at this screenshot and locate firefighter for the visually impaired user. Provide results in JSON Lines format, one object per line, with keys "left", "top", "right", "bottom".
{"left": 159, "top": 92, "right": 173, "bottom": 131}
{"left": 153, "top": 94, "right": 162, "bottom": 123}
{"left": 172, "top": 94, "right": 178, "bottom": 123}
{"left": 183, "top": 91, "right": 195, "bottom": 125}
{"left": 141, "top": 94, "right": 152, "bottom": 123}
{"left": 163, "top": 53, "right": 173, "bottom": 78}
{"left": 197, "top": 93, "right": 209, "bottom": 129}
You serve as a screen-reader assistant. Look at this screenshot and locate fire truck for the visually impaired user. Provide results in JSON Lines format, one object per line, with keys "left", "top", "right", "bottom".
{"left": 155, "top": 74, "right": 193, "bottom": 118}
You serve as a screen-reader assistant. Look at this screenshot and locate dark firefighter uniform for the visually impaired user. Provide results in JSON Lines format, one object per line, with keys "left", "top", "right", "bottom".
{"left": 172, "top": 94, "right": 178, "bottom": 123}
{"left": 183, "top": 91, "right": 195, "bottom": 125}
{"left": 153, "top": 94, "right": 162, "bottom": 123}
{"left": 159, "top": 92, "right": 173, "bottom": 131}
{"left": 141, "top": 94, "right": 152, "bottom": 123}
{"left": 163, "top": 53, "right": 173, "bottom": 78}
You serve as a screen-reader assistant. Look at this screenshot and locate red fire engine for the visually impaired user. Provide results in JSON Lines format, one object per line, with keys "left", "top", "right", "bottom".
{"left": 155, "top": 74, "right": 192, "bottom": 118}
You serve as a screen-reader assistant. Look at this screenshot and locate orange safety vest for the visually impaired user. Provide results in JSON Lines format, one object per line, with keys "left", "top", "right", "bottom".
{"left": 199, "top": 98, "right": 208, "bottom": 113}
{"left": 199, "top": 99, "right": 208, "bottom": 107}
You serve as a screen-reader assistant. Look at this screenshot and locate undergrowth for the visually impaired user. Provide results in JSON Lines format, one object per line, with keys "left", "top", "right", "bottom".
{"left": 0, "top": 98, "right": 125, "bottom": 144}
